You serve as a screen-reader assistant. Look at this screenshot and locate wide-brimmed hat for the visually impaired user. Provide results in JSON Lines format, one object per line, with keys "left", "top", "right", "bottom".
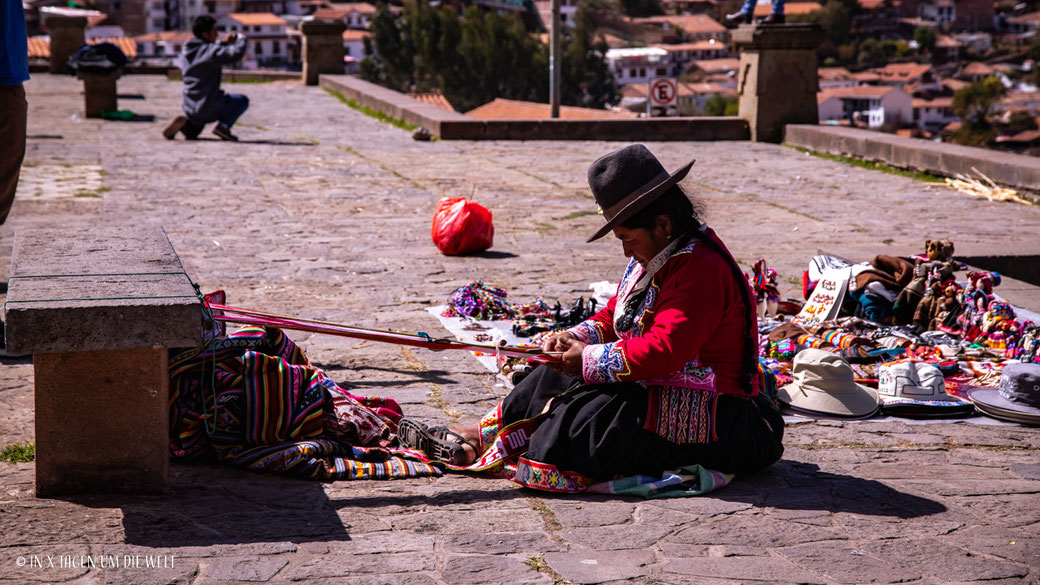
{"left": 970, "top": 363, "right": 1040, "bottom": 425}
{"left": 586, "top": 144, "right": 695, "bottom": 242}
{"left": 778, "top": 348, "right": 880, "bottom": 418}
{"left": 877, "top": 360, "right": 974, "bottom": 418}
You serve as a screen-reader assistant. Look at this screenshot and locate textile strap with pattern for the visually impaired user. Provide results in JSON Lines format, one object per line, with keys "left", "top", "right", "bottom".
{"left": 169, "top": 326, "right": 440, "bottom": 481}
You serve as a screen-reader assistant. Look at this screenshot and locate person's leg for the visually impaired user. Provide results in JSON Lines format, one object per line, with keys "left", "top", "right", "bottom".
{"left": 0, "top": 84, "right": 28, "bottom": 225}
{"left": 772, "top": 0, "right": 784, "bottom": 15}
{"left": 218, "top": 93, "right": 249, "bottom": 129}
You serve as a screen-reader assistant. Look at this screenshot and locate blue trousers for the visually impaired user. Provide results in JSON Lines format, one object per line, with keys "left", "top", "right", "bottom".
{"left": 185, "top": 93, "right": 249, "bottom": 136}
{"left": 217, "top": 93, "right": 249, "bottom": 127}
{"left": 741, "top": 0, "right": 784, "bottom": 15}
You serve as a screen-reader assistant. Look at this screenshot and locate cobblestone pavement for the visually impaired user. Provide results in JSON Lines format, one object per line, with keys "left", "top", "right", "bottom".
{"left": 1, "top": 74, "right": 1039, "bottom": 585}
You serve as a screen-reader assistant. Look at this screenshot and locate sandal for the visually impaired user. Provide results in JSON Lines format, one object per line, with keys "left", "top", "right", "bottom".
{"left": 397, "top": 419, "right": 479, "bottom": 466}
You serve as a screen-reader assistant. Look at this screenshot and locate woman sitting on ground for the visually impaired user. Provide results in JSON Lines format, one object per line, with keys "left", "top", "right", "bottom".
{"left": 400, "top": 144, "right": 784, "bottom": 491}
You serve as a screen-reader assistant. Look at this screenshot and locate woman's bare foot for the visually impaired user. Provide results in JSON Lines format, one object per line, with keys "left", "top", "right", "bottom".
{"left": 447, "top": 423, "right": 481, "bottom": 466}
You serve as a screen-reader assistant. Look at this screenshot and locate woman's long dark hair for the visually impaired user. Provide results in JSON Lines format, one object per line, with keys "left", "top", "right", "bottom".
{"left": 619, "top": 187, "right": 758, "bottom": 395}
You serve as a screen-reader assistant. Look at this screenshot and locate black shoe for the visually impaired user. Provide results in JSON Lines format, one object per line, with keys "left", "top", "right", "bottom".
{"left": 212, "top": 123, "right": 239, "bottom": 142}
{"left": 725, "top": 10, "right": 752, "bottom": 24}
{"left": 761, "top": 13, "right": 785, "bottom": 23}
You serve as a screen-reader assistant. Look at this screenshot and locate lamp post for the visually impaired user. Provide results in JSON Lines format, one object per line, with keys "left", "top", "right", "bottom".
{"left": 550, "top": 0, "right": 561, "bottom": 118}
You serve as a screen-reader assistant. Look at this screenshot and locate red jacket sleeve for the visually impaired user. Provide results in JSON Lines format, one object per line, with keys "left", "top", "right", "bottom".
{"left": 580, "top": 249, "right": 733, "bottom": 384}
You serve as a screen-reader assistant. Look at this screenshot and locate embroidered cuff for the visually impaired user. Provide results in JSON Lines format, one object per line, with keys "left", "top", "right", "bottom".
{"left": 567, "top": 320, "right": 607, "bottom": 345}
{"left": 581, "top": 342, "right": 631, "bottom": 384}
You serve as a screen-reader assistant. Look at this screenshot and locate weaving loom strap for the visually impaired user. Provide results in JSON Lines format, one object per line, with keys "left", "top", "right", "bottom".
{"left": 209, "top": 309, "right": 557, "bottom": 362}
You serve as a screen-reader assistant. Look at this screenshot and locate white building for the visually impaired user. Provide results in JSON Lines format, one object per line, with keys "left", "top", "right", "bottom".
{"left": 134, "top": 30, "right": 194, "bottom": 65}
{"left": 818, "top": 85, "right": 913, "bottom": 129}
{"left": 343, "top": 28, "right": 371, "bottom": 73}
{"left": 535, "top": 0, "right": 579, "bottom": 29}
{"left": 312, "top": 3, "right": 377, "bottom": 29}
{"left": 606, "top": 47, "right": 670, "bottom": 86}
{"left": 653, "top": 40, "right": 727, "bottom": 76}
{"left": 912, "top": 97, "right": 958, "bottom": 130}
{"left": 217, "top": 12, "right": 289, "bottom": 69}
{"left": 182, "top": 0, "right": 238, "bottom": 26}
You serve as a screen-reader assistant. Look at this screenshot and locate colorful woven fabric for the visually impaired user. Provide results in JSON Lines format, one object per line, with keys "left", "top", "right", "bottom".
{"left": 457, "top": 405, "right": 731, "bottom": 498}
{"left": 169, "top": 326, "right": 441, "bottom": 481}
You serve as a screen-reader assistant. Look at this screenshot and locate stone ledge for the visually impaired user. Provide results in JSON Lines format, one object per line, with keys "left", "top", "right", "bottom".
{"left": 320, "top": 74, "right": 751, "bottom": 141}
{"left": 784, "top": 124, "right": 1040, "bottom": 191}
{"left": 4, "top": 227, "right": 202, "bottom": 354}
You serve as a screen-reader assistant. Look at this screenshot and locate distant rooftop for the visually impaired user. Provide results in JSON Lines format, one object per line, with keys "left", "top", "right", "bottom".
{"left": 465, "top": 98, "right": 638, "bottom": 120}
{"left": 224, "top": 12, "right": 287, "bottom": 26}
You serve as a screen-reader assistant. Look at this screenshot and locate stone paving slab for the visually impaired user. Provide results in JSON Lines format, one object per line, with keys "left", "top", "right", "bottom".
{"left": 0, "top": 74, "right": 1038, "bottom": 585}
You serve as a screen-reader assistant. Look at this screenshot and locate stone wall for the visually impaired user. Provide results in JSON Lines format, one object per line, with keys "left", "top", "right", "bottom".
{"left": 784, "top": 124, "right": 1040, "bottom": 191}
{"left": 319, "top": 75, "right": 750, "bottom": 142}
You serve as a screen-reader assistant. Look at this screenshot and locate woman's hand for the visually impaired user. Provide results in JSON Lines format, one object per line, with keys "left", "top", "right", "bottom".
{"left": 560, "top": 341, "right": 586, "bottom": 377}
{"left": 541, "top": 332, "right": 578, "bottom": 353}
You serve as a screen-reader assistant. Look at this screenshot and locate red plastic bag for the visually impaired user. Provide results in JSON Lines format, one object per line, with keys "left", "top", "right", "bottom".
{"left": 431, "top": 197, "right": 494, "bottom": 255}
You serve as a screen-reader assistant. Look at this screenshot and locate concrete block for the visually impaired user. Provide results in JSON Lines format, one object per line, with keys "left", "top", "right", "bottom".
{"left": 34, "top": 347, "right": 169, "bottom": 496}
{"left": 45, "top": 15, "right": 86, "bottom": 75}
{"left": 5, "top": 227, "right": 202, "bottom": 354}
{"left": 735, "top": 24, "right": 824, "bottom": 142}
{"left": 782, "top": 125, "right": 1040, "bottom": 191}
{"left": 302, "top": 20, "right": 346, "bottom": 86}
{"left": 76, "top": 70, "right": 121, "bottom": 118}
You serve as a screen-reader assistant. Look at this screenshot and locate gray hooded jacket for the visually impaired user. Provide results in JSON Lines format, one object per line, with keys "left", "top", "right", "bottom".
{"left": 179, "top": 35, "right": 247, "bottom": 122}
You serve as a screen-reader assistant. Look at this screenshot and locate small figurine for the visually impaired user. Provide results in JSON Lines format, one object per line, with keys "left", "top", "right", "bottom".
{"left": 980, "top": 300, "right": 1020, "bottom": 350}
{"left": 751, "top": 259, "right": 781, "bottom": 319}
{"left": 900, "top": 239, "right": 957, "bottom": 327}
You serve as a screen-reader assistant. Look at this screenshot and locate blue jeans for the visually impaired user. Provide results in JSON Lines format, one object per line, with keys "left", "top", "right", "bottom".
{"left": 741, "top": 0, "right": 783, "bottom": 14}
{"left": 218, "top": 93, "right": 249, "bottom": 128}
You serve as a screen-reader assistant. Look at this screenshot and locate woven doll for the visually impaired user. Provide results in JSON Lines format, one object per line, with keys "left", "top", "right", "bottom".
{"left": 980, "top": 301, "right": 1020, "bottom": 350}
{"left": 751, "top": 259, "right": 780, "bottom": 319}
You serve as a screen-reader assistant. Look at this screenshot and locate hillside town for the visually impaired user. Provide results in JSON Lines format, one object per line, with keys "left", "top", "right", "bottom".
{"left": 19, "top": 0, "right": 1040, "bottom": 150}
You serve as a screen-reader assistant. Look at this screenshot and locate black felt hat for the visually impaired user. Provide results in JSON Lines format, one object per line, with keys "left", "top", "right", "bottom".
{"left": 586, "top": 144, "right": 695, "bottom": 242}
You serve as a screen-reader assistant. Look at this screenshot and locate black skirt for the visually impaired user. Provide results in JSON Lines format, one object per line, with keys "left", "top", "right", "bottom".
{"left": 501, "top": 366, "right": 785, "bottom": 481}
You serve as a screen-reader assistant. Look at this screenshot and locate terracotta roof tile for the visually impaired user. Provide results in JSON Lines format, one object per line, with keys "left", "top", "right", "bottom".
{"left": 408, "top": 93, "right": 455, "bottom": 111}
{"left": 225, "top": 12, "right": 286, "bottom": 26}
{"left": 465, "top": 98, "right": 638, "bottom": 119}
{"left": 27, "top": 35, "right": 137, "bottom": 59}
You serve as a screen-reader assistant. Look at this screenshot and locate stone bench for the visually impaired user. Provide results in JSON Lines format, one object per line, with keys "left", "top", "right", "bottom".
{"left": 77, "top": 69, "right": 123, "bottom": 118}
{"left": 4, "top": 227, "right": 202, "bottom": 496}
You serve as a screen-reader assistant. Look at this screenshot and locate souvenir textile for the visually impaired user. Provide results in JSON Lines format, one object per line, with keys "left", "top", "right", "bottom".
{"left": 169, "top": 326, "right": 441, "bottom": 481}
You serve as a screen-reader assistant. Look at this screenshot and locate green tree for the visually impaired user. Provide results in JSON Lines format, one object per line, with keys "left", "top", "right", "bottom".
{"left": 361, "top": 0, "right": 617, "bottom": 113}
{"left": 913, "top": 26, "right": 935, "bottom": 54}
{"left": 857, "top": 38, "right": 887, "bottom": 68}
{"left": 561, "top": 4, "right": 619, "bottom": 109}
{"left": 951, "top": 76, "right": 1005, "bottom": 147}
{"left": 810, "top": 0, "right": 854, "bottom": 47}
{"left": 704, "top": 94, "right": 738, "bottom": 116}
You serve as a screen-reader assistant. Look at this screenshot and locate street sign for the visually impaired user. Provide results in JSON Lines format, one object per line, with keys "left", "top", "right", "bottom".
{"left": 649, "top": 77, "right": 677, "bottom": 108}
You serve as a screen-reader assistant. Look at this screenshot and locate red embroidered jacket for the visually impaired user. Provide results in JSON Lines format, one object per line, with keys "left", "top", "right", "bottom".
{"left": 567, "top": 228, "right": 759, "bottom": 444}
